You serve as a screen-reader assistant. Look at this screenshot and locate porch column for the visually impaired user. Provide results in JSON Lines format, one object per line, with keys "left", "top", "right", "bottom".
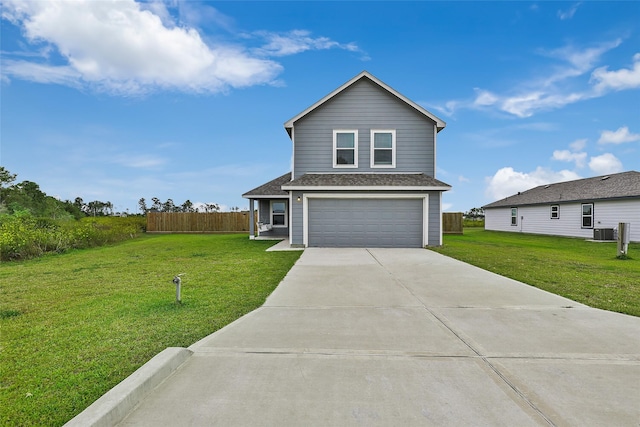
{"left": 249, "top": 199, "right": 255, "bottom": 239}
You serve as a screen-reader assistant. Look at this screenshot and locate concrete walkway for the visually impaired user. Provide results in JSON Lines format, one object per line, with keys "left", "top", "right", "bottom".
{"left": 72, "top": 248, "right": 640, "bottom": 426}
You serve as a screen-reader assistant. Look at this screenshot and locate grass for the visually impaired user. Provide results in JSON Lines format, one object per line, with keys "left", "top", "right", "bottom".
{"left": 430, "top": 228, "right": 640, "bottom": 317}
{"left": 0, "top": 234, "right": 301, "bottom": 426}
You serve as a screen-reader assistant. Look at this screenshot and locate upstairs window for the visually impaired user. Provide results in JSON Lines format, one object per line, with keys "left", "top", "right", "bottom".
{"left": 511, "top": 207, "right": 518, "bottom": 226}
{"left": 550, "top": 205, "right": 559, "bottom": 219}
{"left": 333, "top": 130, "right": 358, "bottom": 168}
{"left": 371, "top": 130, "right": 396, "bottom": 168}
{"left": 582, "top": 203, "right": 593, "bottom": 228}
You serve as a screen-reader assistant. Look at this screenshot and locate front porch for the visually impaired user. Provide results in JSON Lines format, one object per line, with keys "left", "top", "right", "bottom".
{"left": 255, "top": 227, "right": 288, "bottom": 240}
{"left": 242, "top": 172, "right": 292, "bottom": 242}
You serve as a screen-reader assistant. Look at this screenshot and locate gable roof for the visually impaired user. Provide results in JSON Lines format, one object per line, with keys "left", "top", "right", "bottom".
{"left": 483, "top": 171, "right": 640, "bottom": 209}
{"left": 283, "top": 71, "right": 446, "bottom": 137}
{"left": 242, "top": 172, "right": 291, "bottom": 199}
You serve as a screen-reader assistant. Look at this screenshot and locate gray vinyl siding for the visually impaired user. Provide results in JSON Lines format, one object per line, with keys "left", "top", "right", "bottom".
{"left": 292, "top": 78, "right": 436, "bottom": 178}
{"left": 258, "top": 200, "right": 271, "bottom": 224}
{"left": 485, "top": 199, "right": 639, "bottom": 242}
{"left": 291, "top": 191, "right": 304, "bottom": 245}
{"left": 427, "top": 191, "right": 442, "bottom": 245}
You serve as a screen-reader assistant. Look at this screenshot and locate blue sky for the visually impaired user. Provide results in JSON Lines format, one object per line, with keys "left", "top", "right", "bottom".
{"left": 1, "top": 1, "right": 639, "bottom": 214}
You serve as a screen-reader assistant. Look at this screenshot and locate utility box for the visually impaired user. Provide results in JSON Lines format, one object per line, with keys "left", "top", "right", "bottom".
{"left": 594, "top": 228, "right": 614, "bottom": 240}
{"left": 618, "top": 223, "right": 630, "bottom": 256}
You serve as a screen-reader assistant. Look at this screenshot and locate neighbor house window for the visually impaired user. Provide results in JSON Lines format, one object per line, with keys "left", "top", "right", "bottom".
{"left": 550, "top": 205, "right": 559, "bottom": 219}
{"left": 511, "top": 208, "right": 518, "bottom": 226}
{"left": 271, "top": 201, "right": 287, "bottom": 227}
{"left": 333, "top": 130, "right": 358, "bottom": 168}
{"left": 370, "top": 130, "right": 396, "bottom": 168}
{"left": 582, "top": 203, "right": 593, "bottom": 228}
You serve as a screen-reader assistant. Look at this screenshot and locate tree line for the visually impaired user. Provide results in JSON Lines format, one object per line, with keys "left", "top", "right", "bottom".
{"left": 138, "top": 198, "right": 223, "bottom": 214}
{"left": 0, "top": 167, "right": 236, "bottom": 219}
{"left": 1, "top": 167, "right": 86, "bottom": 219}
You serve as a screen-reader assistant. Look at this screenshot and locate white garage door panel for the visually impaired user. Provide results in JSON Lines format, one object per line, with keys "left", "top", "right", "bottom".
{"left": 308, "top": 198, "right": 423, "bottom": 247}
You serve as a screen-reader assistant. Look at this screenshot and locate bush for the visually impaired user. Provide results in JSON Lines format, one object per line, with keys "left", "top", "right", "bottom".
{"left": 0, "top": 215, "right": 146, "bottom": 261}
{"left": 463, "top": 219, "right": 485, "bottom": 228}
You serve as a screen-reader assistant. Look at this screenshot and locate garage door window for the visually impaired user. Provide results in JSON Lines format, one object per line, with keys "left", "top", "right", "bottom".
{"left": 333, "top": 130, "right": 358, "bottom": 168}
{"left": 371, "top": 130, "right": 396, "bottom": 168}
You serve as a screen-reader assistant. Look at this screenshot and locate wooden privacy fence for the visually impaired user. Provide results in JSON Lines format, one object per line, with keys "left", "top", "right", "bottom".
{"left": 147, "top": 212, "right": 257, "bottom": 233}
{"left": 148, "top": 212, "right": 463, "bottom": 235}
{"left": 443, "top": 212, "right": 463, "bottom": 234}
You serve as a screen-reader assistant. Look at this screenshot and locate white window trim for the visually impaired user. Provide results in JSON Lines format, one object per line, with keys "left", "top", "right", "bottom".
{"left": 333, "top": 129, "right": 358, "bottom": 168}
{"left": 550, "top": 204, "right": 559, "bottom": 219}
{"left": 581, "top": 203, "right": 593, "bottom": 229}
{"left": 302, "top": 193, "right": 428, "bottom": 247}
{"left": 370, "top": 129, "right": 396, "bottom": 168}
{"left": 511, "top": 207, "right": 518, "bottom": 226}
{"left": 270, "top": 200, "right": 288, "bottom": 228}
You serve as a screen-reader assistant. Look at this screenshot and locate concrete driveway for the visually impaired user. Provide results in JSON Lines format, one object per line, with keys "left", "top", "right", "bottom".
{"left": 72, "top": 248, "right": 640, "bottom": 426}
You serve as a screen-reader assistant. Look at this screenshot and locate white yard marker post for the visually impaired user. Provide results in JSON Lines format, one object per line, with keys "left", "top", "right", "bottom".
{"left": 172, "top": 274, "right": 185, "bottom": 304}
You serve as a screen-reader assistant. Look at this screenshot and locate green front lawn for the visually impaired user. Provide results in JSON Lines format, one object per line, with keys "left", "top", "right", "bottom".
{"left": 430, "top": 228, "right": 640, "bottom": 317}
{"left": 0, "top": 234, "right": 301, "bottom": 426}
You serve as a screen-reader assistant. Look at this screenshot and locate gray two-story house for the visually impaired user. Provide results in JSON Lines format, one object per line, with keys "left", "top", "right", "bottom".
{"left": 243, "top": 71, "right": 451, "bottom": 248}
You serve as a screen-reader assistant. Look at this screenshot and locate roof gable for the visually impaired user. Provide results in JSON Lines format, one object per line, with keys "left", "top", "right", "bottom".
{"left": 483, "top": 171, "right": 640, "bottom": 208}
{"left": 283, "top": 71, "right": 446, "bottom": 137}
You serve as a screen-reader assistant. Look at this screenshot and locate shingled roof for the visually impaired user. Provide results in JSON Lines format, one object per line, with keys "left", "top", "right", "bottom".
{"left": 242, "top": 172, "right": 291, "bottom": 198}
{"left": 281, "top": 173, "right": 451, "bottom": 190}
{"left": 483, "top": 171, "right": 640, "bottom": 209}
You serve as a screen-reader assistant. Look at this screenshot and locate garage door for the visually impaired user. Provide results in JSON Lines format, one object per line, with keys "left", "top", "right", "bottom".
{"left": 308, "top": 198, "right": 423, "bottom": 247}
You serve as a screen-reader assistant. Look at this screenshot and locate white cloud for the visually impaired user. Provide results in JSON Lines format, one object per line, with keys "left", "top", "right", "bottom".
{"left": 500, "top": 91, "right": 585, "bottom": 118}
{"left": 1, "top": 59, "right": 81, "bottom": 86}
{"left": 253, "top": 30, "right": 361, "bottom": 57}
{"left": 473, "top": 89, "right": 499, "bottom": 107}
{"left": 570, "top": 138, "right": 587, "bottom": 151}
{"left": 2, "top": 1, "right": 365, "bottom": 94}
{"left": 0, "top": 0, "right": 281, "bottom": 94}
{"left": 113, "top": 154, "right": 167, "bottom": 169}
{"left": 485, "top": 167, "right": 581, "bottom": 201}
{"left": 458, "top": 175, "right": 470, "bottom": 183}
{"left": 551, "top": 138, "right": 588, "bottom": 168}
{"left": 552, "top": 150, "right": 587, "bottom": 168}
{"left": 539, "top": 39, "right": 622, "bottom": 84}
{"left": 598, "top": 126, "right": 640, "bottom": 144}
{"left": 591, "top": 53, "right": 640, "bottom": 92}
{"left": 439, "top": 41, "right": 635, "bottom": 118}
{"left": 589, "top": 153, "right": 623, "bottom": 175}
{"left": 557, "top": 2, "right": 581, "bottom": 20}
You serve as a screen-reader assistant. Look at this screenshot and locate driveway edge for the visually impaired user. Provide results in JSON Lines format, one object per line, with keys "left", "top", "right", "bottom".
{"left": 63, "top": 347, "right": 193, "bottom": 427}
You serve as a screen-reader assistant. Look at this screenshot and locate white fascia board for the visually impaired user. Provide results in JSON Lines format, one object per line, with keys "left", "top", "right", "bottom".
{"left": 242, "top": 194, "right": 289, "bottom": 200}
{"left": 304, "top": 192, "right": 430, "bottom": 199}
{"left": 281, "top": 185, "right": 451, "bottom": 192}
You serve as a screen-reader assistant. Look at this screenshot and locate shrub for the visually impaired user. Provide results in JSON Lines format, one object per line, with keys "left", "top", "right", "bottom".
{"left": 0, "top": 215, "right": 146, "bottom": 261}
{"left": 463, "top": 219, "right": 485, "bottom": 228}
